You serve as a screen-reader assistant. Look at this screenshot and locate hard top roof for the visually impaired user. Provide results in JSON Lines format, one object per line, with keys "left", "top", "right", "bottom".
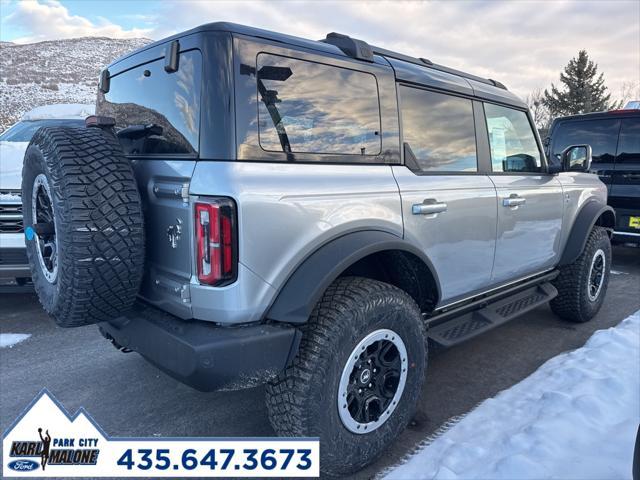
{"left": 110, "top": 22, "right": 525, "bottom": 108}
{"left": 553, "top": 109, "right": 640, "bottom": 124}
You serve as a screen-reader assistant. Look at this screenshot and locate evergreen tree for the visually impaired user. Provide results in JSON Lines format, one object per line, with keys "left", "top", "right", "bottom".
{"left": 542, "top": 50, "right": 619, "bottom": 116}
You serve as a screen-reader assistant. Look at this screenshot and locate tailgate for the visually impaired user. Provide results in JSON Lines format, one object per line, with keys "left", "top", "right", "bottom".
{"left": 132, "top": 159, "right": 196, "bottom": 319}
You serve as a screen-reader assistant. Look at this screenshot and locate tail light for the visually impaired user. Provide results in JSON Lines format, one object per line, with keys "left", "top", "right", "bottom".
{"left": 195, "top": 198, "right": 237, "bottom": 286}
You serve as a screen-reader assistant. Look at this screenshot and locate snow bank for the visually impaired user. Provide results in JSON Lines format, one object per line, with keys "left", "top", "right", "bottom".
{"left": 386, "top": 311, "right": 640, "bottom": 480}
{"left": 0, "top": 333, "right": 31, "bottom": 349}
{"left": 20, "top": 103, "right": 94, "bottom": 121}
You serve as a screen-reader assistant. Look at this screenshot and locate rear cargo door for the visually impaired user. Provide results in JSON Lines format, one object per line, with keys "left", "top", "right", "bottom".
{"left": 96, "top": 47, "right": 203, "bottom": 318}
{"left": 611, "top": 116, "right": 640, "bottom": 235}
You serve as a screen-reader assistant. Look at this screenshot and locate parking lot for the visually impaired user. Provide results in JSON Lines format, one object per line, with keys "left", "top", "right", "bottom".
{"left": 1, "top": 244, "right": 639, "bottom": 478}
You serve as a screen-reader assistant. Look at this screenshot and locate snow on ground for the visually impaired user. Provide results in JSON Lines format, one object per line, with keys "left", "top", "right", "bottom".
{"left": 0, "top": 333, "right": 31, "bottom": 349}
{"left": 386, "top": 311, "right": 640, "bottom": 480}
{"left": 20, "top": 103, "right": 94, "bottom": 120}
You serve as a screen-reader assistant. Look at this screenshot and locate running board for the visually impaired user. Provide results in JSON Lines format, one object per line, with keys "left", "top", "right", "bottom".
{"left": 428, "top": 282, "right": 558, "bottom": 348}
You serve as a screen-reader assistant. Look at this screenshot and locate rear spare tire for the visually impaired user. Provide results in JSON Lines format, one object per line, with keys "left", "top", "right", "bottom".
{"left": 22, "top": 126, "right": 144, "bottom": 327}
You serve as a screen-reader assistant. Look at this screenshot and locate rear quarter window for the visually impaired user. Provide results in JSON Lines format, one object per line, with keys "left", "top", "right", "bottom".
{"left": 256, "top": 53, "right": 381, "bottom": 156}
{"left": 97, "top": 49, "right": 202, "bottom": 155}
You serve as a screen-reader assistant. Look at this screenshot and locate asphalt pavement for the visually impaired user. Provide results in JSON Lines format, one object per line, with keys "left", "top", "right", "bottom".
{"left": 1, "top": 244, "right": 639, "bottom": 479}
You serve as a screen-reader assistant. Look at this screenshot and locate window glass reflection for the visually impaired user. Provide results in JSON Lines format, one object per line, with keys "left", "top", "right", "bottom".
{"left": 97, "top": 50, "right": 201, "bottom": 155}
{"left": 400, "top": 86, "right": 477, "bottom": 172}
{"left": 551, "top": 119, "right": 620, "bottom": 165}
{"left": 257, "top": 54, "right": 381, "bottom": 156}
{"left": 484, "top": 103, "right": 541, "bottom": 173}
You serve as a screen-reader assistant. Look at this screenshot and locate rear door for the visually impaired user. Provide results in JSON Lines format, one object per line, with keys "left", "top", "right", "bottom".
{"left": 611, "top": 116, "right": 640, "bottom": 235}
{"left": 484, "top": 103, "right": 564, "bottom": 283}
{"left": 393, "top": 85, "right": 497, "bottom": 305}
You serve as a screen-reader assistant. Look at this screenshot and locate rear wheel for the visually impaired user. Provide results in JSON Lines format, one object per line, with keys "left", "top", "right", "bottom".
{"left": 22, "top": 126, "right": 145, "bottom": 327}
{"left": 266, "top": 277, "right": 427, "bottom": 476}
{"left": 551, "top": 226, "right": 611, "bottom": 323}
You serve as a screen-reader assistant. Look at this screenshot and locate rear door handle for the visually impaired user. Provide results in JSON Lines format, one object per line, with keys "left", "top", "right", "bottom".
{"left": 503, "top": 195, "right": 526, "bottom": 208}
{"left": 412, "top": 199, "right": 448, "bottom": 215}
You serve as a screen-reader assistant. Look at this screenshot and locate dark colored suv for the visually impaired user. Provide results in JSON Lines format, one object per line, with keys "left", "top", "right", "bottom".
{"left": 547, "top": 110, "right": 640, "bottom": 242}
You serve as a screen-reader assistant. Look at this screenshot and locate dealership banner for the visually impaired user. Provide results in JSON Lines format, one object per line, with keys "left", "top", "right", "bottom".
{"left": 2, "top": 390, "right": 319, "bottom": 477}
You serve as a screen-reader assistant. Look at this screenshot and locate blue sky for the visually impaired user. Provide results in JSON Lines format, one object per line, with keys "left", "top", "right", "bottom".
{"left": 1, "top": 0, "right": 638, "bottom": 100}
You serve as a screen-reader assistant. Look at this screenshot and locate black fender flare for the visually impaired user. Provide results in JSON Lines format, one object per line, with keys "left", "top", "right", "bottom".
{"left": 559, "top": 200, "right": 615, "bottom": 267}
{"left": 266, "top": 230, "right": 441, "bottom": 324}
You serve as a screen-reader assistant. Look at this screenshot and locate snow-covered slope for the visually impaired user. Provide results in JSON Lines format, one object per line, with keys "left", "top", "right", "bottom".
{"left": 386, "top": 311, "right": 640, "bottom": 480}
{"left": 0, "top": 37, "right": 152, "bottom": 132}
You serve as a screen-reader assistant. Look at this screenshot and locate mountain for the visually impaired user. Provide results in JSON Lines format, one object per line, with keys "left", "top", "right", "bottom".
{"left": 0, "top": 36, "right": 153, "bottom": 132}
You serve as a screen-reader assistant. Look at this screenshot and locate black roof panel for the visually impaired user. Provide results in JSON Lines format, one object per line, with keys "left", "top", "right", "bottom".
{"left": 109, "top": 21, "right": 522, "bottom": 106}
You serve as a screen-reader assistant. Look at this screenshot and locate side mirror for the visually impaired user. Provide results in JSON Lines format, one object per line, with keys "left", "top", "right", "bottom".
{"left": 561, "top": 144, "right": 592, "bottom": 172}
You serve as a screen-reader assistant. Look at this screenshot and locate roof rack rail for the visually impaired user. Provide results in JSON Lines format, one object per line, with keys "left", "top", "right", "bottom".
{"left": 322, "top": 32, "right": 374, "bottom": 62}
{"left": 489, "top": 79, "right": 507, "bottom": 90}
{"left": 322, "top": 31, "right": 508, "bottom": 91}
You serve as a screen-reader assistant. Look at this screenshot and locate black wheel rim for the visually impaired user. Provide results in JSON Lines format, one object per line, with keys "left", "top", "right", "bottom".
{"left": 31, "top": 174, "right": 57, "bottom": 283}
{"left": 346, "top": 340, "right": 401, "bottom": 423}
{"left": 587, "top": 249, "right": 605, "bottom": 302}
{"left": 338, "top": 329, "right": 408, "bottom": 434}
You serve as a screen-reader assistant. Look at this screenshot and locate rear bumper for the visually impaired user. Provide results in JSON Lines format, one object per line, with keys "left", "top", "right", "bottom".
{"left": 613, "top": 230, "right": 640, "bottom": 243}
{"left": 612, "top": 206, "right": 640, "bottom": 243}
{"left": 0, "top": 243, "right": 30, "bottom": 279}
{"left": 99, "top": 302, "right": 301, "bottom": 392}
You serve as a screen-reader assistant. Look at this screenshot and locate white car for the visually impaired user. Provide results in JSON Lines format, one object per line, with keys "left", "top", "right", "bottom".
{"left": 0, "top": 103, "right": 94, "bottom": 285}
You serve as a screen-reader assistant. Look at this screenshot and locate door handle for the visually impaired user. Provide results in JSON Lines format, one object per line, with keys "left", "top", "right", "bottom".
{"left": 412, "top": 199, "right": 448, "bottom": 215}
{"left": 503, "top": 195, "right": 526, "bottom": 208}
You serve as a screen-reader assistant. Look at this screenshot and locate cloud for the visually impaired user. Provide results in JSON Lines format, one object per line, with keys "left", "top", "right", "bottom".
{"left": 3, "top": 0, "right": 638, "bottom": 99}
{"left": 152, "top": 0, "right": 639, "bottom": 98}
{"left": 4, "top": 0, "right": 151, "bottom": 43}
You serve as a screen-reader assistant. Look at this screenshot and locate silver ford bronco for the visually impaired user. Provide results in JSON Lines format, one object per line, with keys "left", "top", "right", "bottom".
{"left": 21, "top": 23, "right": 615, "bottom": 476}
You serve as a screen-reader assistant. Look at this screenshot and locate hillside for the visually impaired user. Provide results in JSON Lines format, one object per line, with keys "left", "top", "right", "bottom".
{"left": 0, "top": 36, "right": 152, "bottom": 132}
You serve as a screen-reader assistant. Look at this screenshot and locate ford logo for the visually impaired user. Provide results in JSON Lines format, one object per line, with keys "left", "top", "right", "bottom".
{"left": 8, "top": 459, "right": 39, "bottom": 471}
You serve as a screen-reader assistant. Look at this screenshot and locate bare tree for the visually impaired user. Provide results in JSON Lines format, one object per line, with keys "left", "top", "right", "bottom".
{"left": 617, "top": 80, "right": 640, "bottom": 106}
{"left": 525, "top": 87, "right": 551, "bottom": 136}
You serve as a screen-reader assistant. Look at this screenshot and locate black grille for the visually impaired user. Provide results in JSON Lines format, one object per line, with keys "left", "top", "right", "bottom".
{"left": 0, "top": 248, "right": 28, "bottom": 265}
{"left": 0, "top": 190, "right": 23, "bottom": 233}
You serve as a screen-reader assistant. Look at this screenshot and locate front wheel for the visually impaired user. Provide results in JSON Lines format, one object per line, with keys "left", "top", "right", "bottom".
{"left": 551, "top": 226, "right": 611, "bottom": 323}
{"left": 265, "top": 277, "right": 427, "bottom": 477}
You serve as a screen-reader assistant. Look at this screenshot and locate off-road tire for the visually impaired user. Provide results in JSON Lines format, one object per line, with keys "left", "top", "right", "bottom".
{"left": 551, "top": 226, "right": 611, "bottom": 323}
{"left": 22, "top": 126, "right": 144, "bottom": 327}
{"left": 265, "top": 277, "right": 427, "bottom": 477}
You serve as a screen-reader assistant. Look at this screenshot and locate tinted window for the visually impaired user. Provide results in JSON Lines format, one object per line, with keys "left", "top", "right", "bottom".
{"left": 551, "top": 119, "right": 620, "bottom": 164}
{"left": 484, "top": 103, "right": 541, "bottom": 173}
{"left": 399, "top": 87, "right": 477, "bottom": 172}
{"left": 257, "top": 54, "right": 381, "bottom": 156}
{"left": 0, "top": 119, "right": 85, "bottom": 142}
{"left": 617, "top": 117, "right": 640, "bottom": 164}
{"left": 97, "top": 50, "right": 202, "bottom": 155}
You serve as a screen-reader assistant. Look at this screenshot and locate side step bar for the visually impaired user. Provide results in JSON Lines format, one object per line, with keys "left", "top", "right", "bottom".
{"left": 428, "top": 282, "right": 558, "bottom": 348}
